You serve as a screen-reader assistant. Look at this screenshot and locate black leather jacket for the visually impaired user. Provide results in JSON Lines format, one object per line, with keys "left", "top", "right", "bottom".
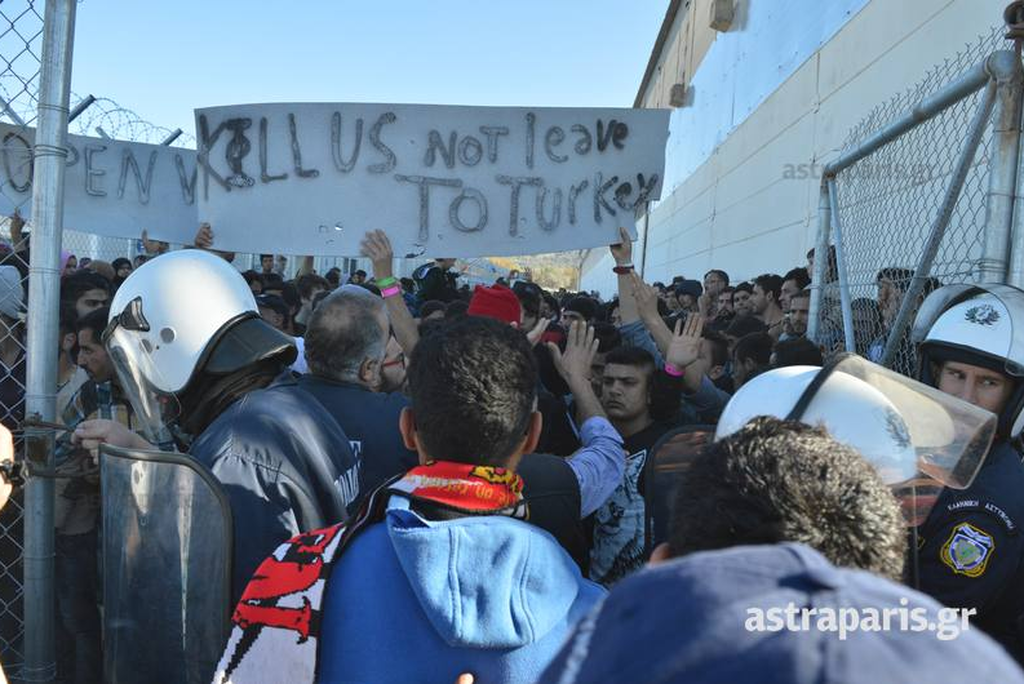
{"left": 190, "top": 372, "right": 359, "bottom": 599}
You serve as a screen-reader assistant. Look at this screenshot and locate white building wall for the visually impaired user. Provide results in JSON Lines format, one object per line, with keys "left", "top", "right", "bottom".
{"left": 582, "top": 0, "right": 1005, "bottom": 297}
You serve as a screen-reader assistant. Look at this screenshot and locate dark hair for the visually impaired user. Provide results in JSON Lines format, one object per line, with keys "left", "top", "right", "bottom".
{"left": 407, "top": 316, "right": 537, "bottom": 466}
{"left": 260, "top": 253, "right": 273, "bottom": 261}
{"left": 724, "top": 315, "right": 767, "bottom": 339}
{"left": 280, "top": 282, "right": 301, "bottom": 312}
{"left": 790, "top": 288, "right": 811, "bottom": 303}
{"left": 565, "top": 296, "right": 599, "bottom": 322}
{"left": 325, "top": 268, "right": 342, "bottom": 287}
{"left": 354, "top": 269, "right": 367, "bottom": 278}
{"left": 311, "top": 290, "right": 331, "bottom": 312}
{"left": 782, "top": 267, "right": 811, "bottom": 290}
{"left": 516, "top": 288, "right": 541, "bottom": 319}
{"left": 733, "top": 332, "right": 774, "bottom": 369}
{"left": 592, "top": 322, "right": 622, "bottom": 354}
{"left": 261, "top": 273, "right": 285, "bottom": 292}
{"left": 445, "top": 300, "right": 469, "bottom": 320}
{"left": 419, "top": 300, "right": 447, "bottom": 319}
{"left": 772, "top": 337, "right": 823, "bottom": 367}
{"left": 401, "top": 277, "right": 415, "bottom": 293}
{"left": 242, "top": 270, "right": 262, "bottom": 286}
{"left": 704, "top": 269, "right": 729, "bottom": 286}
{"left": 752, "top": 274, "right": 783, "bottom": 303}
{"left": 60, "top": 271, "right": 110, "bottom": 310}
{"left": 733, "top": 281, "right": 753, "bottom": 295}
{"left": 605, "top": 346, "right": 655, "bottom": 373}
{"left": 876, "top": 267, "right": 914, "bottom": 287}
{"left": 542, "top": 292, "right": 559, "bottom": 315}
{"left": 667, "top": 417, "right": 906, "bottom": 579}
{"left": 808, "top": 245, "right": 839, "bottom": 283}
{"left": 111, "top": 257, "right": 131, "bottom": 272}
{"left": 256, "top": 293, "right": 289, "bottom": 318}
{"left": 719, "top": 286, "right": 735, "bottom": 296}
{"left": 76, "top": 306, "right": 110, "bottom": 340}
{"left": 702, "top": 330, "right": 729, "bottom": 368}
{"left": 297, "top": 273, "right": 329, "bottom": 300}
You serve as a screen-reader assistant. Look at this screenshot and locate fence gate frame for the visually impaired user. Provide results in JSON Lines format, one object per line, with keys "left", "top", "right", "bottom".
{"left": 808, "top": 49, "right": 1024, "bottom": 366}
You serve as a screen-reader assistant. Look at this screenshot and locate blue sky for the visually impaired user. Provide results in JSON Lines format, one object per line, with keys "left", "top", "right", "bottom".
{"left": 70, "top": 1, "right": 668, "bottom": 135}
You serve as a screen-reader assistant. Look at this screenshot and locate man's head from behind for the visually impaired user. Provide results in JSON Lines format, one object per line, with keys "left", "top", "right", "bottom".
{"left": 401, "top": 316, "right": 540, "bottom": 469}
{"left": 658, "top": 416, "right": 905, "bottom": 580}
{"left": 304, "top": 285, "right": 389, "bottom": 389}
{"left": 76, "top": 307, "right": 114, "bottom": 383}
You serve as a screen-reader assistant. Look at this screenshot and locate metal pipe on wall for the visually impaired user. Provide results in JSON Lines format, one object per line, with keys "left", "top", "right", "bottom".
{"left": 980, "top": 50, "right": 1024, "bottom": 284}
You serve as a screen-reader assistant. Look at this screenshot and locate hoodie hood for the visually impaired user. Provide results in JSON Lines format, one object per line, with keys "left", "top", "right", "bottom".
{"left": 386, "top": 503, "right": 583, "bottom": 649}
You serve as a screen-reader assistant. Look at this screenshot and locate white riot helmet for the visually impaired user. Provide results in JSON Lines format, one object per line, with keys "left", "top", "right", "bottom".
{"left": 104, "top": 250, "right": 296, "bottom": 441}
{"left": 913, "top": 284, "right": 1024, "bottom": 439}
{"left": 716, "top": 354, "right": 996, "bottom": 524}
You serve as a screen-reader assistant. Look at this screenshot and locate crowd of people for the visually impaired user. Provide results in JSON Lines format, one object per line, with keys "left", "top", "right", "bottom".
{"left": 0, "top": 213, "right": 1023, "bottom": 684}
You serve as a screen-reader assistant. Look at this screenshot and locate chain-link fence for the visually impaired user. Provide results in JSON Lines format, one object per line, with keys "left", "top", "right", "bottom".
{"left": 811, "top": 25, "right": 1019, "bottom": 377}
{"left": 0, "top": 1, "right": 44, "bottom": 675}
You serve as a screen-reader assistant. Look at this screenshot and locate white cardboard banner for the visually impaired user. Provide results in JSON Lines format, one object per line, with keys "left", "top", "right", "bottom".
{"left": 195, "top": 103, "right": 670, "bottom": 257}
{"left": 0, "top": 123, "right": 198, "bottom": 243}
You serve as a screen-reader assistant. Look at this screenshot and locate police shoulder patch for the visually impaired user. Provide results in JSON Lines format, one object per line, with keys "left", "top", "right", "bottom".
{"left": 941, "top": 522, "right": 995, "bottom": 578}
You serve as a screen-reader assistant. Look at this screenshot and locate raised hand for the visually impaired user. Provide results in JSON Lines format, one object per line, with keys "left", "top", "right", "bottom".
{"left": 194, "top": 222, "right": 215, "bottom": 250}
{"left": 546, "top": 321, "right": 599, "bottom": 385}
{"left": 609, "top": 226, "right": 633, "bottom": 266}
{"left": 630, "top": 271, "right": 660, "bottom": 322}
{"left": 360, "top": 230, "right": 395, "bottom": 280}
{"left": 666, "top": 312, "right": 705, "bottom": 370}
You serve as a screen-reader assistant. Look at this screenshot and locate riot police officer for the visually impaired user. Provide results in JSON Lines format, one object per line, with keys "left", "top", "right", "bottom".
{"left": 912, "top": 284, "right": 1024, "bottom": 661}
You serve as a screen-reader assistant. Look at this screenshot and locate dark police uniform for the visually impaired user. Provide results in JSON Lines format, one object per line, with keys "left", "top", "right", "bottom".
{"left": 917, "top": 440, "right": 1024, "bottom": 661}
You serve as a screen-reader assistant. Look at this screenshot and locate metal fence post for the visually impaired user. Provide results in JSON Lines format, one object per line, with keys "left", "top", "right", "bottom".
{"left": 23, "top": 0, "right": 77, "bottom": 681}
{"left": 807, "top": 179, "right": 831, "bottom": 343}
{"left": 980, "top": 50, "right": 1024, "bottom": 284}
{"left": 826, "top": 178, "right": 856, "bottom": 352}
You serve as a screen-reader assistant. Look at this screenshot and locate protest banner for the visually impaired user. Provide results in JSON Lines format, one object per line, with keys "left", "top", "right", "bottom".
{"left": 196, "top": 103, "right": 670, "bottom": 257}
{"left": 0, "top": 122, "right": 197, "bottom": 243}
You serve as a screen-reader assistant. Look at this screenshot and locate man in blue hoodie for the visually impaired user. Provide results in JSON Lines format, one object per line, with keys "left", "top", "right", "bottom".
{"left": 214, "top": 316, "right": 605, "bottom": 684}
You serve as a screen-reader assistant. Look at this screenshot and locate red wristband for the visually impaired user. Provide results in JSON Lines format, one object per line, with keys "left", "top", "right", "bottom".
{"left": 613, "top": 264, "right": 634, "bottom": 275}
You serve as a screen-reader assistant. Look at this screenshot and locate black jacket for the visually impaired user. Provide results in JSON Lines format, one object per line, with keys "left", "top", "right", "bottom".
{"left": 190, "top": 373, "right": 359, "bottom": 599}
{"left": 297, "top": 375, "right": 417, "bottom": 503}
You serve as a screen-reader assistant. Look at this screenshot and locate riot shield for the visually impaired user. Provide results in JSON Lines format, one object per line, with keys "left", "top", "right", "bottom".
{"left": 100, "top": 444, "right": 233, "bottom": 684}
{"left": 643, "top": 426, "right": 714, "bottom": 558}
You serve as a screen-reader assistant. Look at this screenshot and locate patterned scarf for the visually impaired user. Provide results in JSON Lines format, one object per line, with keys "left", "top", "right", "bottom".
{"left": 214, "top": 461, "right": 527, "bottom": 684}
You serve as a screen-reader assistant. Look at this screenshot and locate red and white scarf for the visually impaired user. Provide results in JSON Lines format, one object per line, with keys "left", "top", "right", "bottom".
{"left": 213, "top": 461, "right": 527, "bottom": 684}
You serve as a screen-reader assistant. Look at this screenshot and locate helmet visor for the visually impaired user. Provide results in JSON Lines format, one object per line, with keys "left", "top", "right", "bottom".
{"left": 826, "top": 355, "right": 996, "bottom": 526}
{"left": 828, "top": 354, "right": 995, "bottom": 489}
{"left": 105, "top": 324, "right": 180, "bottom": 446}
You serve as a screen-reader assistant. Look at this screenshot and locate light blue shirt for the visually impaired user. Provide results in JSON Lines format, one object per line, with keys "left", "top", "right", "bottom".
{"left": 566, "top": 416, "right": 625, "bottom": 517}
